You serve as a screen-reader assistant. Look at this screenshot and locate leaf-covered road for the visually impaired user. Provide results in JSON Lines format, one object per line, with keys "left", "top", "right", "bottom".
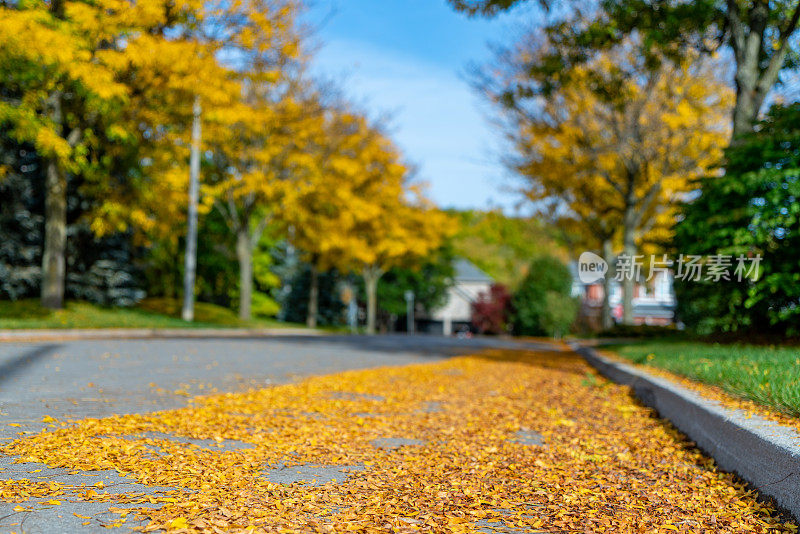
{"left": 0, "top": 338, "right": 794, "bottom": 532}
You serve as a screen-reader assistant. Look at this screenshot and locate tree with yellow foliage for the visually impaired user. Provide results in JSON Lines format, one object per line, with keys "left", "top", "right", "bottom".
{"left": 0, "top": 0, "right": 240, "bottom": 309}
{"left": 0, "top": 0, "right": 131, "bottom": 308}
{"left": 480, "top": 33, "right": 732, "bottom": 323}
{"left": 353, "top": 190, "right": 450, "bottom": 335}
{"left": 201, "top": 0, "right": 308, "bottom": 320}
{"left": 270, "top": 106, "right": 363, "bottom": 328}
{"left": 284, "top": 108, "right": 449, "bottom": 332}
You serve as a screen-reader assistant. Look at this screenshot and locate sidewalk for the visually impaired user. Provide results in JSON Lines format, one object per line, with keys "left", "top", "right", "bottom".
{"left": 0, "top": 327, "right": 322, "bottom": 343}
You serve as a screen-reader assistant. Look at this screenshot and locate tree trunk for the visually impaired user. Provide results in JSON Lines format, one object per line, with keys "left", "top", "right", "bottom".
{"left": 732, "top": 67, "right": 759, "bottom": 139}
{"left": 236, "top": 228, "right": 253, "bottom": 321}
{"left": 621, "top": 213, "right": 636, "bottom": 326}
{"left": 363, "top": 266, "right": 381, "bottom": 335}
{"left": 41, "top": 155, "right": 67, "bottom": 309}
{"left": 306, "top": 265, "right": 318, "bottom": 328}
{"left": 181, "top": 96, "right": 201, "bottom": 322}
{"left": 601, "top": 238, "right": 614, "bottom": 330}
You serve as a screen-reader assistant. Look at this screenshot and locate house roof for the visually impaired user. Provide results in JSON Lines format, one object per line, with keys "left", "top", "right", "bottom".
{"left": 453, "top": 258, "right": 493, "bottom": 283}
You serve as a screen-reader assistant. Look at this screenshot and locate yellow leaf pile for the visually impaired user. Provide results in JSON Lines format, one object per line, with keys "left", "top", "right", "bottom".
{"left": 0, "top": 348, "right": 795, "bottom": 532}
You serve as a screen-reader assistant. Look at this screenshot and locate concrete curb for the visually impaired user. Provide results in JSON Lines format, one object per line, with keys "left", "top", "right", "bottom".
{"left": 572, "top": 343, "right": 800, "bottom": 520}
{"left": 0, "top": 327, "right": 323, "bottom": 343}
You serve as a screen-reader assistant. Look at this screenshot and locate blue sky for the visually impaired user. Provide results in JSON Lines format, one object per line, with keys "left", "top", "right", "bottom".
{"left": 305, "top": 0, "right": 535, "bottom": 212}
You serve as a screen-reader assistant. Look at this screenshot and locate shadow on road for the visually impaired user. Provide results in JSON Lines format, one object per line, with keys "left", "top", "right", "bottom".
{"left": 469, "top": 345, "right": 590, "bottom": 377}
{"left": 0, "top": 344, "right": 61, "bottom": 384}
{"left": 244, "top": 334, "right": 561, "bottom": 358}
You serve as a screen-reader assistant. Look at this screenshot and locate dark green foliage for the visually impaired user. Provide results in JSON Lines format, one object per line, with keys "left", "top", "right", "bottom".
{"left": 141, "top": 206, "right": 283, "bottom": 316}
{"left": 598, "top": 324, "right": 680, "bottom": 339}
{"left": 596, "top": 0, "right": 724, "bottom": 63}
{"left": 461, "top": 0, "right": 799, "bottom": 138}
{"left": 66, "top": 227, "right": 144, "bottom": 306}
{"left": 539, "top": 291, "right": 578, "bottom": 338}
{"left": 280, "top": 264, "right": 344, "bottom": 326}
{"left": 0, "top": 139, "right": 44, "bottom": 300}
{"left": 0, "top": 137, "right": 143, "bottom": 306}
{"left": 452, "top": 0, "right": 786, "bottom": 68}
{"left": 461, "top": 0, "right": 724, "bottom": 96}
{"left": 449, "top": 0, "right": 540, "bottom": 16}
{"left": 194, "top": 208, "right": 237, "bottom": 308}
{"left": 377, "top": 247, "right": 454, "bottom": 317}
{"left": 675, "top": 103, "right": 800, "bottom": 335}
{"left": 511, "top": 256, "right": 575, "bottom": 336}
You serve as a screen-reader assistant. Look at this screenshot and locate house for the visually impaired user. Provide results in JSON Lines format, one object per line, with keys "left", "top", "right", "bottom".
{"left": 570, "top": 263, "right": 676, "bottom": 329}
{"left": 418, "top": 258, "right": 493, "bottom": 336}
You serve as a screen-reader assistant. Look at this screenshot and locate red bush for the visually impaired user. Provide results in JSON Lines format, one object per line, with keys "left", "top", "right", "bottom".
{"left": 471, "top": 283, "right": 512, "bottom": 335}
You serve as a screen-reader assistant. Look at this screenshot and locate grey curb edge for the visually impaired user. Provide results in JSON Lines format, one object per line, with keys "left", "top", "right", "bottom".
{"left": 0, "top": 327, "right": 323, "bottom": 343}
{"left": 571, "top": 342, "right": 800, "bottom": 520}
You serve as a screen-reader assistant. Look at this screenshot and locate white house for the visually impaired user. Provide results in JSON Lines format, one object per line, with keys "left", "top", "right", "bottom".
{"left": 421, "top": 258, "right": 493, "bottom": 336}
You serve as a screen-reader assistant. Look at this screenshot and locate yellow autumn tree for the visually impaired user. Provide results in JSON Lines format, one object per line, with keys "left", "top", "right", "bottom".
{"left": 283, "top": 109, "right": 450, "bottom": 332}
{"left": 0, "top": 0, "right": 132, "bottom": 308}
{"left": 484, "top": 35, "right": 732, "bottom": 324}
{"left": 200, "top": 0, "right": 309, "bottom": 320}
{"left": 0, "top": 0, "right": 240, "bottom": 308}
{"left": 280, "top": 108, "right": 376, "bottom": 328}
{"left": 38, "top": 0, "right": 303, "bottom": 313}
{"left": 90, "top": 34, "right": 240, "bottom": 235}
{"left": 350, "top": 187, "right": 451, "bottom": 335}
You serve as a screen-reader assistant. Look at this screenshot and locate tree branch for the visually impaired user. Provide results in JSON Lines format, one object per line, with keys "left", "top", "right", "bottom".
{"left": 66, "top": 127, "right": 82, "bottom": 148}
{"left": 250, "top": 215, "right": 271, "bottom": 249}
{"left": 726, "top": 0, "right": 746, "bottom": 61}
{"left": 214, "top": 189, "right": 240, "bottom": 234}
{"left": 756, "top": 1, "right": 800, "bottom": 101}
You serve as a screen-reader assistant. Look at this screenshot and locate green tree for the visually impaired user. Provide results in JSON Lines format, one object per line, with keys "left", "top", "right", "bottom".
{"left": 674, "top": 103, "right": 800, "bottom": 335}
{"left": 376, "top": 246, "right": 455, "bottom": 323}
{"left": 0, "top": 138, "right": 45, "bottom": 300}
{"left": 251, "top": 229, "right": 282, "bottom": 318}
{"left": 280, "top": 265, "right": 344, "bottom": 327}
{"left": 511, "top": 256, "right": 575, "bottom": 336}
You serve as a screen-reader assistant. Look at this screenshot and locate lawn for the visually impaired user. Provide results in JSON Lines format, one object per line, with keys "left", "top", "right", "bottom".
{"left": 610, "top": 340, "right": 800, "bottom": 417}
{"left": 0, "top": 298, "right": 293, "bottom": 330}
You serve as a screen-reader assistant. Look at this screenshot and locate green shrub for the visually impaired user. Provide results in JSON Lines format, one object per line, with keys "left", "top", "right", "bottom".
{"left": 512, "top": 256, "right": 576, "bottom": 336}
{"left": 539, "top": 291, "right": 579, "bottom": 338}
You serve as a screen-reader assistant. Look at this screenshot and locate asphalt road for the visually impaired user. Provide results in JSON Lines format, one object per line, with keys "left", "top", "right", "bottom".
{"left": 0, "top": 334, "right": 548, "bottom": 533}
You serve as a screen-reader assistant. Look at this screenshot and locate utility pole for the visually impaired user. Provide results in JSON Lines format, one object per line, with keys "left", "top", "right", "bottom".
{"left": 182, "top": 96, "right": 201, "bottom": 322}
{"left": 404, "top": 290, "right": 415, "bottom": 335}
